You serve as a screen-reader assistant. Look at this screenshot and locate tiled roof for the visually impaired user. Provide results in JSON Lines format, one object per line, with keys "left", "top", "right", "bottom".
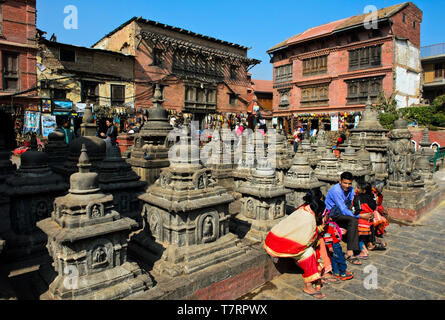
{"left": 410, "top": 128, "right": 445, "bottom": 149}
{"left": 251, "top": 79, "right": 273, "bottom": 93}
{"left": 268, "top": 2, "right": 410, "bottom": 53}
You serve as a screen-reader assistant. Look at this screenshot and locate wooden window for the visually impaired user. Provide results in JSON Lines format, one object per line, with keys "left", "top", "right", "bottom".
{"left": 278, "top": 90, "right": 290, "bottom": 107}
{"left": 346, "top": 76, "right": 383, "bottom": 104}
{"left": 60, "top": 48, "right": 76, "bottom": 62}
{"left": 153, "top": 48, "right": 163, "bottom": 67}
{"left": 53, "top": 89, "right": 67, "bottom": 100}
{"left": 111, "top": 84, "right": 125, "bottom": 105}
{"left": 300, "top": 84, "right": 329, "bottom": 106}
{"left": 2, "top": 52, "right": 19, "bottom": 91}
{"left": 229, "top": 93, "right": 237, "bottom": 106}
{"left": 275, "top": 64, "right": 293, "bottom": 83}
{"left": 413, "top": 21, "right": 416, "bottom": 29}
{"left": 435, "top": 63, "right": 444, "bottom": 79}
{"left": 349, "top": 45, "right": 381, "bottom": 70}
{"left": 403, "top": 14, "right": 406, "bottom": 23}
{"left": 303, "top": 56, "right": 327, "bottom": 76}
{"left": 81, "top": 81, "right": 99, "bottom": 103}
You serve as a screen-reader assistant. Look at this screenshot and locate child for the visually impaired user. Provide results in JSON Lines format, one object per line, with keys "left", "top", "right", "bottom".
{"left": 322, "top": 214, "right": 354, "bottom": 281}
{"left": 370, "top": 181, "right": 389, "bottom": 250}
{"left": 353, "top": 180, "right": 377, "bottom": 258}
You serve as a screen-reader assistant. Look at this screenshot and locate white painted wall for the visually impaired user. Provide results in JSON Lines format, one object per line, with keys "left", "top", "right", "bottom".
{"left": 394, "top": 39, "right": 421, "bottom": 109}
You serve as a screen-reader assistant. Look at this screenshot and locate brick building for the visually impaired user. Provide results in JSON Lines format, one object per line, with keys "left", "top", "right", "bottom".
{"left": 267, "top": 2, "right": 423, "bottom": 134}
{"left": 92, "top": 17, "right": 260, "bottom": 127}
{"left": 37, "top": 37, "right": 135, "bottom": 134}
{"left": 421, "top": 43, "right": 445, "bottom": 104}
{"left": 0, "top": 0, "right": 38, "bottom": 149}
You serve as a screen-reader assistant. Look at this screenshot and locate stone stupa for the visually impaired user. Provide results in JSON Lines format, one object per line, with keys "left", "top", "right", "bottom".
{"left": 127, "top": 84, "right": 173, "bottom": 185}
{"left": 4, "top": 134, "right": 68, "bottom": 260}
{"left": 314, "top": 144, "right": 341, "bottom": 195}
{"left": 98, "top": 144, "right": 147, "bottom": 226}
{"left": 37, "top": 145, "right": 152, "bottom": 300}
{"left": 44, "top": 130, "right": 69, "bottom": 176}
{"left": 130, "top": 127, "right": 243, "bottom": 277}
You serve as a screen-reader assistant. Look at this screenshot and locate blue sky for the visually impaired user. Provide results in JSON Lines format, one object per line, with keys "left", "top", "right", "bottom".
{"left": 37, "top": 0, "right": 443, "bottom": 80}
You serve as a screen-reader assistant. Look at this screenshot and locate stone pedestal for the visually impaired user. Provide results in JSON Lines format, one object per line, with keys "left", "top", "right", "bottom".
{"left": 234, "top": 161, "right": 290, "bottom": 242}
{"left": 37, "top": 145, "right": 152, "bottom": 300}
{"left": 3, "top": 135, "right": 68, "bottom": 261}
{"left": 98, "top": 144, "right": 147, "bottom": 226}
{"left": 131, "top": 131, "right": 244, "bottom": 277}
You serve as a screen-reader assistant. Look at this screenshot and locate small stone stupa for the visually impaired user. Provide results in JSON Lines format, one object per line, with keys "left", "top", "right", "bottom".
{"left": 63, "top": 106, "right": 106, "bottom": 179}
{"left": 205, "top": 123, "right": 235, "bottom": 189}
{"left": 418, "top": 128, "right": 435, "bottom": 159}
{"left": 415, "top": 148, "right": 438, "bottom": 191}
{"left": 44, "top": 130, "right": 69, "bottom": 176}
{"left": 349, "top": 97, "right": 389, "bottom": 180}
{"left": 314, "top": 144, "right": 341, "bottom": 195}
{"left": 4, "top": 134, "right": 68, "bottom": 260}
{"left": 265, "top": 127, "right": 292, "bottom": 183}
{"left": 37, "top": 145, "right": 152, "bottom": 300}
{"left": 339, "top": 140, "right": 373, "bottom": 186}
{"left": 233, "top": 129, "right": 257, "bottom": 183}
{"left": 98, "top": 144, "right": 147, "bottom": 226}
{"left": 234, "top": 158, "right": 290, "bottom": 242}
{"left": 284, "top": 149, "right": 325, "bottom": 212}
{"left": 130, "top": 127, "right": 243, "bottom": 277}
{"left": 127, "top": 84, "right": 173, "bottom": 185}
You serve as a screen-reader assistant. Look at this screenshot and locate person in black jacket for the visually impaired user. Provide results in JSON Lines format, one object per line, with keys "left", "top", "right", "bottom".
{"left": 100, "top": 118, "right": 118, "bottom": 146}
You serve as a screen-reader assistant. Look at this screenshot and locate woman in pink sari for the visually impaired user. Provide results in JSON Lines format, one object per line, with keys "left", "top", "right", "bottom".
{"left": 264, "top": 190, "right": 329, "bottom": 299}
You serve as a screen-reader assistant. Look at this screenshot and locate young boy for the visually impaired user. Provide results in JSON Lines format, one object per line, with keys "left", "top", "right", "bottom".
{"left": 322, "top": 215, "right": 354, "bottom": 281}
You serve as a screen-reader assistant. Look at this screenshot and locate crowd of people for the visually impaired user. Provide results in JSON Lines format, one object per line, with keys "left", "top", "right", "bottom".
{"left": 264, "top": 171, "right": 389, "bottom": 299}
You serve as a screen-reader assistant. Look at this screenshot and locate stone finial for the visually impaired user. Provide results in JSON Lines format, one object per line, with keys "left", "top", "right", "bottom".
{"left": 366, "top": 95, "right": 372, "bottom": 110}
{"left": 77, "top": 144, "right": 91, "bottom": 173}
{"left": 151, "top": 83, "right": 165, "bottom": 108}
{"left": 420, "top": 128, "right": 432, "bottom": 147}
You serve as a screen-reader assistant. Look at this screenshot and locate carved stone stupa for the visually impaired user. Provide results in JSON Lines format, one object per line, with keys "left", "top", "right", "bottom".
{"left": 44, "top": 130, "right": 69, "bottom": 176}
{"left": 284, "top": 149, "right": 325, "bottom": 212}
{"left": 339, "top": 140, "right": 373, "bottom": 186}
{"left": 127, "top": 84, "right": 173, "bottom": 185}
{"left": 265, "top": 127, "right": 292, "bottom": 183}
{"left": 130, "top": 129, "right": 243, "bottom": 277}
{"left": 98, "top": 144, "right": 147, "bottom": 226}
{"left": 63, "top": 106, "right": 106, "bottom": 179}
{"left": 234, "top": 159, "right": 290, "bottom": 242}
{"left": 37, "top": 145, "right": 152, "bottom": 300}
{"left": 349, "top": 97, "right": 389, "bottom": 180}
{"left": 383, "top": 114, "right": 427, "bottom": 222}
{"left": 4, "top": 134, "right": 68, "bottom": 259}
{"left": 314, "top": 145, "right": 341, "bottom": 195}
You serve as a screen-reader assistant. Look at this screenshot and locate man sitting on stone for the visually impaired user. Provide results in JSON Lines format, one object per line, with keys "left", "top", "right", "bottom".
{"left": 325, "top": 172, "right": 372, "bottom": 265}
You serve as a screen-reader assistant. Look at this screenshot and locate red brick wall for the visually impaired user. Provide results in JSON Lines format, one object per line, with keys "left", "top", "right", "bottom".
{"left": 391, "top": 3, "right": 423, "bottom": 48}
{"left": 0, "top": 0, "right": 37, "bottom": 95}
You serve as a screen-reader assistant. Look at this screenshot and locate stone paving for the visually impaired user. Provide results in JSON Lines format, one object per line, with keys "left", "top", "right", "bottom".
{"left": 239, "top": 173, "right": 445, "bottom": 301}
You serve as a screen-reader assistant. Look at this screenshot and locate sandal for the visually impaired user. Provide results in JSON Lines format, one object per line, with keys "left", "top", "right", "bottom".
{"left": 322, "top": 275, "right": 339, "bottom": 284}
{"left": 369, "top": 242, "right": 386, "bottom": 251}
{"left": 357, "top": 254, "right": 369, "bottom": 260}
{"left": 334, "top": 272, "right": 354, "bottom": 281}
{"left": 302, "top": 290, "right": 326, "bottom": 299}
{"left": 345, "top": 255, "right": 362, "bottom": 265}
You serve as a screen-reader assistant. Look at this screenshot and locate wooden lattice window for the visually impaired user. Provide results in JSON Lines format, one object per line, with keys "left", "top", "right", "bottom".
{"left": 275, "top": 64, "right": 293, "bottom": 83}
{"left": 346, "top": 76, "right": 383, "bottom": 104}
{"left": 2, "top": 52, "right": 19, "bottom": 91}
{"left": 303, "top": 56, "right": 327, "bottom": 76}
{"left": 300, "top": 84, "right": 329, "bottom": 106}
{"left": 349, "top": 45, "right": 381, "bottom": 70}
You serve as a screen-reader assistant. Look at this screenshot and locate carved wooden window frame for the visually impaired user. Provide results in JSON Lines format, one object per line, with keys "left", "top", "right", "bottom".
{"left": 302, "top": 55, "right": 328, "bottom": 77}
{"left": 300, "top": 84, "right": 329, "bottom": 107}
{"left": 275, "top": 64, "right": 293, "bottom": 83}
{"left": 2, "top": 51, "right": 20, "bottom": 91}
{"left": 345, "top": 76, "right": 383, "bottom": 104}
{"left": 349, "top": 45, "right": 382, "bottom": 71}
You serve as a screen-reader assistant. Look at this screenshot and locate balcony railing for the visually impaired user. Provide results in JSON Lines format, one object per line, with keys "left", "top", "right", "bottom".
{"left": 421, "top": 43, "right": 445, "bottom": 58}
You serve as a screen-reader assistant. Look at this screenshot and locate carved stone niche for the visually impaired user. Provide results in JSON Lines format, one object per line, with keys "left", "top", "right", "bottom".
{"left": 87, "top": 238, "right": 114, "bottom": 272}
{"left": 142, "top": 204, "right": 163, "bottom": 241}
{"left": 196, "top": 211, "right": 219, "bottom": 244}
{"left": 87, "top": 203, "right": 105, "bottom": 219}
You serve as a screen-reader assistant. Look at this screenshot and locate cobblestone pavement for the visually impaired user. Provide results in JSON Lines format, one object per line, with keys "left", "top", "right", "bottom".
{"left": 240, "top": 176, "right": 445, "bottom": 300}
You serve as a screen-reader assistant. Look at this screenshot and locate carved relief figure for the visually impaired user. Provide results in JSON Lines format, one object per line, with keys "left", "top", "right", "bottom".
{"left": 91, "top": 204, "right": 102, "bottom": 218}
{"left": 203, "top": 216, "right": 214, "bottom": 238}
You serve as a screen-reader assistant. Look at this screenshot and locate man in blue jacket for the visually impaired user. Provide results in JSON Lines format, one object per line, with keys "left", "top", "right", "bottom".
{"left": 325, "top": 172, "right": 370, "bottom": 265}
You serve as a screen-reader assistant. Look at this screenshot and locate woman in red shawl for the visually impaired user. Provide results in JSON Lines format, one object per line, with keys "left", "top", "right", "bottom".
{"left": 264, "top": 190, "right": 329, "bottom": 299}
